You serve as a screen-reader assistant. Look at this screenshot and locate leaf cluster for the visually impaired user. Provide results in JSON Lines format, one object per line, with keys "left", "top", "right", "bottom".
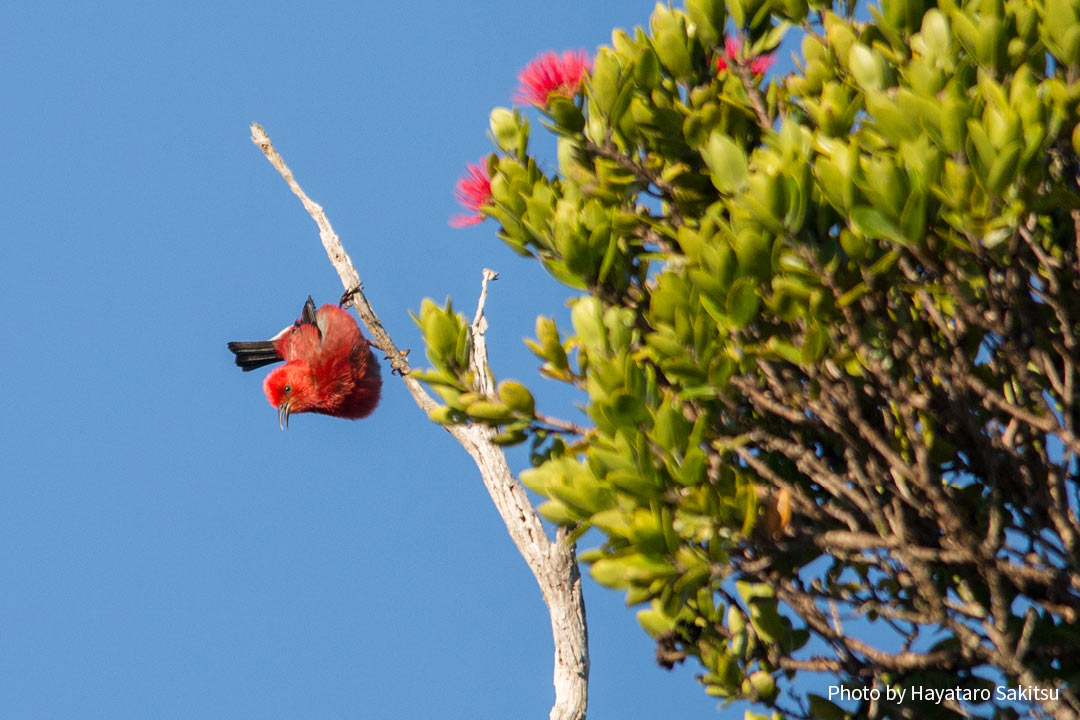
{"left": 419, "top": 0, "right": 1080, "bottom": 717}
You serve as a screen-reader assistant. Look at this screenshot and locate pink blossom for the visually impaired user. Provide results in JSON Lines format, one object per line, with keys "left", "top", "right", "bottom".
{"left": 449, "top": 161, "right": 493, "bottom": 228}
{"left": 513, "top": 50, "right": 592, "bottom": 107}
{"left": 750, "top": 54, "right": 776, "bottom": 75}
{"left": 716, "top": 36, "right": 774, "bottom": 76}
{"left": 725, "top": 36, "right": 742, "bottom": 60}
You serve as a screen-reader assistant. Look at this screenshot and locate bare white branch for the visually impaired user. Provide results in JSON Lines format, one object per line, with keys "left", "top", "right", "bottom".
{"left": 470, "top": 268, "right": 498, "bottom": 396}
{"left": 250, "top": 123, "right": 589, "bottom": 720}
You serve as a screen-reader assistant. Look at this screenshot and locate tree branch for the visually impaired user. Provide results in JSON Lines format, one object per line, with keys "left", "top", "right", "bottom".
{"left": 733, "top": 63, "right": 773, "bottom": 129}
{"left": 250, "top": 123, "right": 589, "bottom": 720}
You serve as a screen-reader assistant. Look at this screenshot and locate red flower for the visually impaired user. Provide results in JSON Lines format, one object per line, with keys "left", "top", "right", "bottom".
{"left": 750, "top": 54, "right": 776, "bottom": 75}
{"left": 513, "top": 50, "right": 592, "bottom": 107}
{"left": 728, "top": 37, "right": 743, "bottom": 55}
{"left": 450, "top": 161, "right": 493, "bottom": 228}
{"left": 716, "top": 36, "right": 775, "bottom": 75}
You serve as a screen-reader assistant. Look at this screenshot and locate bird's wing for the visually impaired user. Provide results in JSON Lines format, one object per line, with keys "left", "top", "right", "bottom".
{"left": 311, "top": 304, "right": 363, "bottom": 368}
{"left": 270, "top": 298, "right": 324, "bottom": 364}
{"left": 300, "top": 296, "right": 322, "bottom": 340}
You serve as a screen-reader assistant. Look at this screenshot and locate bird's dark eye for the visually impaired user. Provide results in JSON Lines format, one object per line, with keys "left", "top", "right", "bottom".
{"left": 284, "top": 385, "right": 292, "bottom": 394}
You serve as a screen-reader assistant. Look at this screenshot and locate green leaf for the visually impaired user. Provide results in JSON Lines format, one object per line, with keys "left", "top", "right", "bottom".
{"left": 736, "top": 580, "right": 777, "bottom": 603}
{"left": 702, "top": 132, "right": 749, "bottom": 193}
{"left": 866, "top": 91, "right": 919, "bottom": 143}
{"left": 491, "top": 429, "right": 528, "bottom": 445}
{"left": 409, "top": 367, "right": 465, "bottom": 389}
{"left": 548, "top": 96, "right": 585, "bottom": 132}
{"left": 465, "top": 400, "right": 516, "bottom": 423}
{"left": 966, "top": 119, "right": 996, "bottom": 175}
{"left": 497, "top": 380, "right": 536, "bottom": 416}
{"left": 766, "top": 336, "right": 803, "bottom": 364}
{"left": 940, "top": 92, "right": 968, "bottom": 152}
{"left": 589, "top": 49, "right": 622, "bottom": 117}
{"left": 726, "top": 278, "right": 760, "bottom": 327}
{"left": 427, "top": 405, "right": 463, "bottom": 425}
{"left": 849, "top": 43, "right": 885, "bottom": 91}
{"left": 632, "top": 46, "right": 662, "bottom": 89}
{"left": 839, "top": 228, "right": 869, "bottom": 261}
{"left": 637, "top": 607, "right": 677, "bottom": 637}
{"left": 807, "top": 694, "right": 850, "bottom": 720}
{"left": 748, "top": 670, "right": 777, "bottom": 701}
{"left": 422, "top": 305, "right": 461, "bottom": 361}
{"left": 728, "top": 0, "right": 746, "bottom": 28}
{"left": 537, "top": 500, "right": 577, "bottom": 524}
{"left": 734, "top": 229, "right": 772, "bottom": 279}
{"left": 975, "top": 14, "right": 1003, "bottom": 70}
{"left": 572, "top": 296, "right": 609, "bottom": 356}
{"left": 921, "top": 9, "right": 951, "bottom": 57}
{"left": 899, "top": 189, "right": 928, "bottom": 245}
{"left": 800, "top": 323, "right": 828, "bottom": 363}
{"left": 686, "top": 0, "right": 727, "bottom": 44}
{"left": 748, "top": 599, "right": 785, "bottom": 643}
{"left": 489, "top": 107, "right": 522, "bottom": 153}
{"left": 850, "top": 205, "right": 908, "bottom": 245}
{"left": 815, "top": 157, "right": 854, "bottom": 211}
{"left": 650, "top": 3, "right": 694, "bottom": 80}
{"left": 591, "top": 554, "right": 676, "bottom": 588}
{"left": 986, "top": 141, "right": 1021, "bottom": 194}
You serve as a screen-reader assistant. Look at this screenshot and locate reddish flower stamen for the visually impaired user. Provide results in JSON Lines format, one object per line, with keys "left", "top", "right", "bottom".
{"left": 716, "top": 36, "right": 774, "bottom": 76}
{"left": 725, "top": 36, "right": 742, "bottom": 60}
{"left": 749, "top": 54, "right": 776, "bottom": 75}
{"left": 450, "top": 161, "right": 493, "bottom": 228}
{"left": 513, "top": 50, "right": 592, "bottom": 107}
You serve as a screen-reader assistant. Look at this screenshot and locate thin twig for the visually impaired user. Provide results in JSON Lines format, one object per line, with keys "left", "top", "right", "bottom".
{"left": 581, "top": 137, "right": 679, "bottom": 203}
{"left": 535, "top": 413, "right": 589, "bottom": 435}
{"left": 733, "top": 63, "right": 773, "bottom": 129}
{"left": 469, "top": 268, "right": 498, "bottom": 395}
{"left": 249, "top": 123, "right": 415, "bottom": 379}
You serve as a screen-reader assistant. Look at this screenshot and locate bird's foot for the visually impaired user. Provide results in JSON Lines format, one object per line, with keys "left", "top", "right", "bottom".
{"left": 389, "top": 348, "right": 410, "bottom": 376}
{"left": 339, "top": 283, "right": 364, "bottom": 308}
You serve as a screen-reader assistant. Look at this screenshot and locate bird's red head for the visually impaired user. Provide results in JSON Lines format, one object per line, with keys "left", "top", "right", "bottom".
{"left": 264, "top": 361, "right": 317, "bottom": 430}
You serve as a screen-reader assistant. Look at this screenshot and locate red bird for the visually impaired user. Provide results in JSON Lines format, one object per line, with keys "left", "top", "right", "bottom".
{"left": 228, "top": 297, "right": 382, "bottom": 429}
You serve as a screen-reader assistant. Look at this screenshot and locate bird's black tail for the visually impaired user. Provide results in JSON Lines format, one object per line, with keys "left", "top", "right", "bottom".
{"left": 227, "top": 341, "right": 282, "bottom": 372}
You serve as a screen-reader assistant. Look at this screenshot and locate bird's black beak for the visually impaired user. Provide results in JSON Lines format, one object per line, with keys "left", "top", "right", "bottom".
{"left": 278, "top": 402, "right": 291, "bottom": 431}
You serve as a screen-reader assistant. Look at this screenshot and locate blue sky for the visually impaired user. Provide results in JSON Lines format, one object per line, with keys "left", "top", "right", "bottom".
{"left": 0, "top": 1, "right": 803, "bottom": 717}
